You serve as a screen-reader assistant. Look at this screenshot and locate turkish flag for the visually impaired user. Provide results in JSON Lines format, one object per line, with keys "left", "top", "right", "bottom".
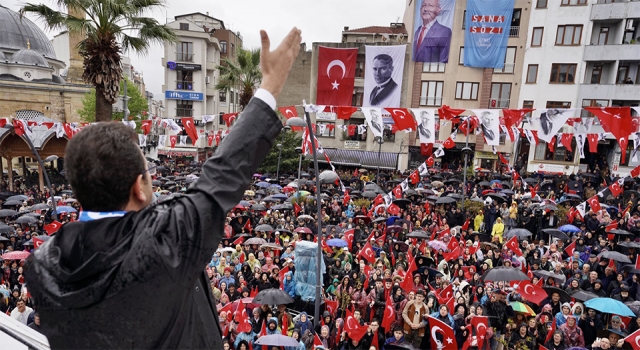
{"left": 399, "top": 256, "right": 416, "bottom": 291}
{"left": 392, "top": 185, "right": 403, "bottom": 198}
{"left": 140, "top": 120, "right": 152, "bottom": 135}
{"left": 447, "top": 238, "right": 459, "bottom": 252}
{"left": 636, "top": 255, "right": 640, "bottom": 271}
{"left": 278, "top": 106, "right": 303, "bottom": 132}
{"left": 373, "top": 194, "right": 384, "bottom": 206}
{"left": 169, "top": 135, "right": 177, "bottom": 148}
{"left": 233, "top": 236, "right": 245, "bottom": 245}
{"left": 382, "top": 295, "right": 395, "bottom": 331}
{"left": 427, "top": 315, "right": 458, "bottom": 350}
{"left": 462, "top": 219, "right": 470, "bottom": 231}
{"left": 279, "top": 265, "right": 290, "bottom": 290}
{"left": 347, "top": 125, "right": 357, "bottom": 136}
{"left": 587, "top": 134, "right": 599, "bottom": 153}
{"left": 234, "top": 299, "right": 252, "bottom": 333}
{"left": 443, "top": 137, "right": 455, "bottom": 149}
{"left": 343, "top": 229, "right": 354, "bottom": 250}
{"left": 471, "top": 316, "right": 489, "bottom": 350}
{"left": 207, "top": 134, "right": 214, "bottom": 147}
{"left": 422, "top": 143, "right": 434, "bottom": 157}
{"left": 180, "top": 118, "right": 198, "bottom": 145}
{"left": 587, "top": 195, "right": 601, "bottom": 212}
{"left": 547, "top": 136, "right": 556, "bottom": 153}
{"left": 516, "top": 281, "right": 547, "bottom": 305}
{"left": 586, "top": 107, "right": 634, "bottom": 162}
{"left": 387, "top": 203, "right": 400, "bottom": 216}
{"left": 222, "top": 113, "right": 238, "bottom": 127}
{"left": 33, "top": 236, "right": 47, "bottom": 249}
{"left": 62, "top": 123, "right": 74, "bottom": 139}
{"left": 358, "top": 242, "right": 376, "bottom": 263}
{"left": 437, "top": 105, "right": 465, "bottom": 121}
{"left": 437, "top": 283, "right": 454, "bottom": 304}
{"left": 12, "top": 119, "right": 29, "bottom": 136}
{"left": 250, "top": 286, "right": 258, "bottom": 298}
{"left": 606, "top": 221, "right": 618, "bottom": 232}
{"left": 424, "top": 201, "right": 431, "bottom": 215}
{"left": 610, "top": 180, "right": 624, "bottom": 196}
{"left": 385, "top": 108, "right": 417, "bottom": 131}
{"left": 337, "top": 106, "right": 358, "bottom": 120}
{"left": 564, "top": 240, "right": 576, "bottom": 257}
{"left": 560, "top": 133, "right": 573, "bottom": 151}
{"left": 504, "top": 236, "right": 523, "bottom": 257}
{"left": 44, "top": 220, "right": 63, "bottom": 235}
{"left": 325, "top": 299, "right": 338, "bottom": 316}
{"left": 502, "top": 108, "right": 531, "bottom": 128}
{"left": 316, "top": 46, "right": 357, "bottom": 105}
{"left": 345, "top": 309, "right": 368, "bottom": 342}
{"left": 409, "top": 170, "right": 420, "bottom": 185}
{"left": 631, "top": 165, "right": 640, "bottom": 178}
{"left": 426, "top": 155, "right": 435, "bottom": 166}
{"left": 443, "top": 247, "right": 460, "bottom": 262}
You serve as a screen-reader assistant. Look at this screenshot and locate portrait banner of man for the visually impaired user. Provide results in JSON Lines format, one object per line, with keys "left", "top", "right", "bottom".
{"left": 412, "top": 0, "right": 455, "bottom": 63}
{"left": 533, "top": 108, "right": 577, "bottom": 143}
{"left": 471, "top": 109, "right": 501, "bottom": 146}
{"left": 410, "top": 108, "right": 437, "bottom": 144}
{"left": 363, "top": 45, "right": 406, "bottom": 108}
{"left": 362, "top": 107, "right": 384, "bottom": 139}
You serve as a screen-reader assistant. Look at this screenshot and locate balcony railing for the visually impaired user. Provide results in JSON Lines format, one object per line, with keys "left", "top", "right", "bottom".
{"left": 176, "top": 52, "right": 194, "bottom": 62}
{"left": 489, "top": 99, "right": 510, "bottom": 108}
{"left": 509, "top": 26, "right": 520, "bottom": 37}
{"left": 176, "top": 108, "right": 194, "bottom": 117}
{"left": 420, "top": 96, "right": 443, "bottom": 106}
{"left": 494, "top": 63, "right": 515, "bottom": 74}
{"left": 176, "top": 81, "right": 193, "bottom": 90}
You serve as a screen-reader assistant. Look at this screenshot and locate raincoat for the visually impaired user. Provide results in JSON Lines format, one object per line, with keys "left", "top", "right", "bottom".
{"left": 24, "top": 97, "right": 282, "bottom": 349}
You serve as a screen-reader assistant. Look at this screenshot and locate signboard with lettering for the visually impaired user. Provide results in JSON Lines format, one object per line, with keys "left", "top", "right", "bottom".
{"left": 463, "top": 0, "right": 515, "bottom": 68}
{"left": 344, "top": 141, "right": 360, "bottom": 149}
{"left": 167, "top": 61, "right": 202, "bottom": 71}
{"left": 165, "top": 91, "right": 204, "bottom": 101}
{"left": 316, "top": 112, "right": 336, "bottom": 121}
{"left": 536, "top": 163, "right": 566, "bottom": 174}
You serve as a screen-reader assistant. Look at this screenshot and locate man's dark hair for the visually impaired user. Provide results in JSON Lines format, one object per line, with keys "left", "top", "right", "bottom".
{"left": 64, "top": 122, "right": 145, "bottom": 211}
{"left": 373, "top": 54, "right": 393, "bottom": 67}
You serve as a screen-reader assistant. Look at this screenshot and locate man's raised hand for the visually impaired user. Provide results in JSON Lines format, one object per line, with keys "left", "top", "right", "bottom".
{"left": 259, "top": 28, "right": 302, "bottom": 100}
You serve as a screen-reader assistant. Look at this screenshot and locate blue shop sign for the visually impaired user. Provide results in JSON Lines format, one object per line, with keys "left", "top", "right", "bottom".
{"left": 165, "top": 90, "right": 204, "bottom": 101}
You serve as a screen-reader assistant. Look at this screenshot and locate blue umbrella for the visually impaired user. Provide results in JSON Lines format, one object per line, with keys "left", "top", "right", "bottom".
{"left": 273, "top": 194, "right": 288, "bottom": 200}
{"left": 558, "top": 224, "right": 580, "bottom": 233}
{"left": 585, "top": 297, "right": 636, "bottom": 317}
{"left": 255, "top": 182, "right": 270, "bottom": 188}
{"left": 326, "top": 238, "right": 348, "bottom": 248}
{"left": 56, "top": 206, "right": 77, "bottom": 213}
{"left": 0, "top": 288, "right": 9, "bottom": 298}
{"left": 386, "top": 216, "right": 401, "bottom": 226}
{"left": 269, "top": 184, "right": 282, "bottom": 189}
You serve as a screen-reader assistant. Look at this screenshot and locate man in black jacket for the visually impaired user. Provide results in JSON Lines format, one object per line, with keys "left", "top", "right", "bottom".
{"left": 24, "top": 28, "right": 302, "bottom": 349}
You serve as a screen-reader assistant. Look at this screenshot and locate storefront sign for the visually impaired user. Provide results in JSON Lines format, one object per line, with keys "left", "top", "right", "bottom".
{"left": 475, "top": 151, "right": 498, "bottom": 159}
{"left": 344, "top": 141, "right": 360, "bottom": 149}
{"left": 167, "top": 61, "right": 202, "bottom": 71}
{"left": 165, "top": 91, "right": 204, "bottom": 101}
{"left": 316, "top": 112, "right": 336, "bottom": 121}
{"left": 536, "top": 163, "right": 566, "bottom": 173}
{"left": 158, "top": 149, "right": 197, "bottom": 157}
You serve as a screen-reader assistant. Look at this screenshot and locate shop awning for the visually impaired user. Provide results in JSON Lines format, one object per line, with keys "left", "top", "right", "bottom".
{"left": 158, "top": 147, "right": 197, "bottom": 157}
{"left": 308, "top": 148, "right": 399, "bottom": 170}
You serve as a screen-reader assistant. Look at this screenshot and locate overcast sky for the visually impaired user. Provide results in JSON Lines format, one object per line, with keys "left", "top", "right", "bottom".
{"left": 6, "top": 0, "right": 406, "bottom": 98}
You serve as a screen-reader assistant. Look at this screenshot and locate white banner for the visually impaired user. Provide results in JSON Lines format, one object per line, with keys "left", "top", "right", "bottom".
{"left": 363, "top": 45, "right": 406, "bottom": 108}
{"left": 138, "top": 134, "right": 147, "bottom": 147}
{"left": 411, "top": 108, "right": 436, "bottom": 144}
{"left": 533, "top": 109, "right": 577, "bottom": 143}
{"left": 158, "top": 135, "right": 167, "bottom": 147}
{"left": 471, "top": 109, "right": 501, "bottom": 146}
{"left": 362, "top": 107, "right": 384, "bottom": 139}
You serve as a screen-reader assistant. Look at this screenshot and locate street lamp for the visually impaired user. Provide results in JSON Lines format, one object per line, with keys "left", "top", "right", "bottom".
{"left": 285, "top": 109, "right": 336, "bottom": 327}
{"left": 461, "top": 118, "right": 473, "bottom": 209}
{"left": 374, "top": 136, "right": 384, "bottom": 185}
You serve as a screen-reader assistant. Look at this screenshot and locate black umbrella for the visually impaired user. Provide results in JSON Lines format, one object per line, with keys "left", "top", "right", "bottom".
{"left": 533, "top": 270, "right": 566, "bottom": 285}
{"left": 478, "top": 181, "right": 492, "bottom": 187}
{"left": 0, "top": 209, "right": 18, "bottom": 218}
{"left": 406, "top": 231, "right": 430, "bottom": 239}
{"left": 618, "top": 242, "right": 640, "bottom": 249}
{"left": 504, "top": 228, "right": 533, "bottom": 240}
{"left": 571, "top": 290, "right": 601, "bottom": 302}
{"left": 252, "top": 288, "right": 294, "bottom": 305}
{"left": 0, "top": 236, "right": 9, "bottom": 242}
{"left": 255, "top": 224, "right": 275, "bottom": 232}
{"left": 447, "top": 193, "right": 463, "bottom": 200}
{"left": 30, "top": 203, "right": 50, "bottom": 211}
{"left": 598, "top": 250, "right": 632, "bottom": 263}
{"left": 436, "top": 196, "right": 457, "bottom": 204}
{"left": 480, "top": 266, "right": 529, "bottom": 282}
{"left": 14, "top": 216, "right": 36, "bottom": 224}
{"left": 443, "top": 179, "right": 461, "bottom": 184}
{"left": 393, "top": 198, "right": 411, "bottom": 207}
{"left": 486, "top": 193, "right": 506, "bottom": 203}
{"left": 251, "top": 204, "right": 266, "bottom": 211}
{"left": 0, "top": 224, "right": 15, "bottom": 234}
{"left": 543, "top": 287, "right": 571, "bottom": 303}
{"left": 542, "top": 229, "right": 570, "bottom": 241}
{"left": 362, "top": 191, "right": 377, "bottom": 199}
{"left": 2, "top": 200, "right": 23, "bottom": 206}
{"left": 610, "top": 229, "right": 633, "bottom": 236}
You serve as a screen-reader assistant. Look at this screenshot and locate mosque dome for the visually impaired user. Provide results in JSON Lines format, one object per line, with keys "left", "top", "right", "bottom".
{"left": 12, "top": 48, "right": 49, "bottom": 67}
{"left": 0, "top": 5, "right": 57, "bottom": 59}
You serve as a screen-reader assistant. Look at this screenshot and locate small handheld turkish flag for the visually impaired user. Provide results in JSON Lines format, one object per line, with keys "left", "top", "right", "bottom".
{"left": 409, "top": 169, "right": 420, "bottom": 185}
{"left": 358, "top": 242, "right": 376, "bottom": 264}
{"left": 169, "top": 135, "right": 177, "bottom": 148}
{"left": 516, "top": 281, "right": 547, "bottom": 305}
{"left": 564, "top": 240, "right": 576, "bottom": 257}
{"left": 504, "top": 236, "right": 523, "bottom": 257}
{"left": 427, "top": 315, "right": 458, "bottom": 350}
{"left": 44, "top": 220, "right": 63, "bottom": 235}
{"left": 587, "top": 195, "right": 601, "bottom": 212}
{"left": 381, "top": 295, "right": 395, "bottom": 331}
{"left": 610, "top": 180, "right": 624, "bottom": 196}
{"left": 387, "top": 203, "right": 401, "bottom": 216}
{"left": 392, "top": 185, "right": 403, "bottom": 199}
{"left": 471, "top": 316, "right": 489, "bottom": 350}
{"left": 141, "top": 120, "right": 152, "bottom": 135}
{"left": 180, "top": 117, "right": 199, "bottom": 145}
{"left": 631, "top": 165, "right": 640, "bottom": 178}
{"left": 625, "top": 325, "right": 640, "bottom": 349}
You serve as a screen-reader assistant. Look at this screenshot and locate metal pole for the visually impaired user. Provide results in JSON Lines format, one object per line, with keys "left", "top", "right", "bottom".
{"left": 377, "top": 139, "right": 382, "bottom": 186}
{"left": 303, "top": 108, "right": 323, "bottom": 327}
{"left": 276, "top": 146, "right": 282, "bottom": 179}
{"left": 123, "top": 78, "right": 128, "bottom": 120}
{"left": 461, "top": 118, "right": 470, "bottom": 209}
{"left": 22, "top": 136, "right": 57, "bottom": 220}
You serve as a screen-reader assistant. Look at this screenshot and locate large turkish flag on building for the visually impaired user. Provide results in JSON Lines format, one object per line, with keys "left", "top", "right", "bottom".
{"left": 316, "top": 46, "right": 357, "bottom": 106}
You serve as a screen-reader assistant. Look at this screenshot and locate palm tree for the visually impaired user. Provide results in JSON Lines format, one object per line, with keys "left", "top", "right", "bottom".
{"left": 20, "top": 0, "right": 177, "bottom": 122}
{"left": 216, "top": 48, "right": 261, "bottom": 110}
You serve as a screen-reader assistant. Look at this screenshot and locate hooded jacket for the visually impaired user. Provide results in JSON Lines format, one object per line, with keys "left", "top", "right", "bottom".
{"left": 24, "top": 97, "right": 282, "bottom": 349}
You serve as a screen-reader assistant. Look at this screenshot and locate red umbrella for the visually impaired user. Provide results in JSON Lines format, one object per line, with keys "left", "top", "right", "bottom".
{"left": 233, "top": 204, "right": 245, "bottom": 210}
{"left": 294, "top": 227, "right": 312, "bottom": 234}
{"left": 2, "top": 250, "right": 30, "bottom": 260}
{"left": 354, "top": 215, "right": 371, "bottom": 224}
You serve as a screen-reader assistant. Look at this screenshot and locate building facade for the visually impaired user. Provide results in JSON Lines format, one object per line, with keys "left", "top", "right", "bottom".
{"left": 518, "top": 0, "right": 640, "bottom": 176}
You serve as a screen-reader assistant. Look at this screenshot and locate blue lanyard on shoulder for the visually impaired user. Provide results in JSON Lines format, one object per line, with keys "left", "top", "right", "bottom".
{"left": 78, "top": 211, "right": 127, "bottom": 222}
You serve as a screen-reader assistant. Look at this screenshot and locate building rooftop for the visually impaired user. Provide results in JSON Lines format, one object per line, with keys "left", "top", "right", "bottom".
{"left": 343, "top": 24, "right": 408, "bottom": 35}
{"left": 0, "top": 5, "right": 57, "bottom": 59}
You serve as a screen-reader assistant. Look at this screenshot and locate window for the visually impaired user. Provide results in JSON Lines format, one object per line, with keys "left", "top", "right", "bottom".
{"left": 550, "top": 64, "right": 577, "bottom": 83}
{"left": 536, "top": 0, "right": 548, "bottom": 8}
{"left": 494, "top": 47, "right": 516, "bottom": 74}
{"left": 458, "top": 47, "right": 465, "bottom": 65}
{"left": 526, "top": 65, "right": 538, "bottom": 83}
{"left": 176, "top": 70, "right": 193, "bottom": 90}
{"left": 582, "top": 99, "right": 608, "bottom": 118}
{"left": 352, "top": 87, "right": 364, "bottom": 107}
{"left": 597, "top": 27, "right": 609, "bottom": 45}
{"left": 176, "top": 100, "right": 193, "bottom": 117}
{"left": 617, "top": 64, "right": 630, "bottom": 84}
{"left": 355, "top": 56, "right": 365, "bottom": 78}
{"left": 177, "top": 42, "right": 193, "bottom": 62}
{"left": 220, "top": 41, "right": 227, "bottom": 54}
{"left": 317, "top": 122, "right": 335, "bottom": 138}
{"left": 219, "top": 112, "right": 225, "bottom": 125}
{"left": 511, "top": 9, "right": 522, "bottom": 38}
{"left": 179, "top": 23, "right": 189, "bottom": 31}
{"left": 590, "top": 65, "right": 602, "bottom": 84}
{"left": 423, "top": 62, "right": 446, "bottom": 73}
{"left": 455, "top": 82, "right": 479, "bottom": 100}
{"left": 546, "top": 101, "right": 571, "bottom": 109}
{"left": 523, "top": 100, "right": 534, "bottom": 111}
{"left": 490, "top": 83, "right": 511, "bottom": 108}
{"left": 561, "top": 0, "right": 587, "bottom": 5}
{"left": 556, "top": 25, "right": 583, "bottom": 46}
{"left": 383, "top": 125, "right": 396, "bottom": 142}
{"left": 531, "top": 28, "right": 544, "bottom": 47}
{"left": 219, "top": 90, "right": 227, "bottom": 103}
{"left": 420, "top": 81, "right": 444, "bottom": 106}
{"left": 534, "top": 140, "right": 576, "bottom": 162}
{"left": 462, "top": 10, "right": 466, "bottom": 29}
{"left": 346, "top": 119, "right": 366, "bottom": 141}
{"left": 499, "top": 134, "right": 507, "bottom": 145}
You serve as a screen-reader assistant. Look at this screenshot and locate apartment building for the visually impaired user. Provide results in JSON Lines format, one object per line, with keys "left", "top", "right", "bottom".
{"left": 518, "top": 0, "right": 640, "bottom": 176}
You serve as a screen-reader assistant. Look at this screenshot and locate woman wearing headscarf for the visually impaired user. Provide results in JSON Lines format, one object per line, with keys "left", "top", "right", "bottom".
{"left": 283, "top": 271, "right": 296, "bottom": 298}
{"left": 246, "top": 253, "right": 261, "bottom": 271}
{"left": 559, "top": 316, "right": 585, "bottom": 348}
{"left": 509, "top": 322, "right": 536, "bottom": 350}
{"left": 294, "top": 312, "right": 313, "bottom": 336}
{"left": 491, "top": 217, "right": 505, "bottom": 243}
{"left": 544, "top": 330, "right": 567, "bottom": 350}
{"left": 555, "top": 302, "right": 572, "bottom": 328}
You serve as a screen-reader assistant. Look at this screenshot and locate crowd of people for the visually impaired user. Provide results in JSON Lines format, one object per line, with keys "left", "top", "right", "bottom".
{"left": 3, "top": 156, "right": 640, "bottom": 350}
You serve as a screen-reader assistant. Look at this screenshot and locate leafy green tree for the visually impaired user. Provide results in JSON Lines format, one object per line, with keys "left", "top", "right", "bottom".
{"left": 21, "top": 0, "right": 176, "bottom": 122}
{"left": 215, "top": 48, "right": 261, "bottom": 110}
{"left": 78, "top": 77, "right": 148, "bottom": 122}
{"left": 257, "top": 131, "right": 306, "bottom": 175}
